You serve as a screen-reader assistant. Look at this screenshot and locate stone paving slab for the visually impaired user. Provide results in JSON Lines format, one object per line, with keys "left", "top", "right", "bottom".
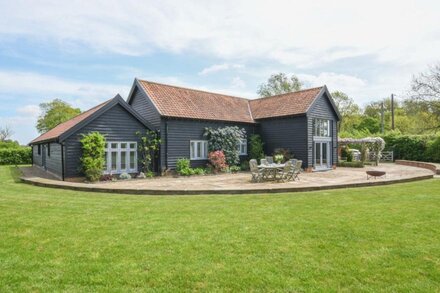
{"left": 19, "top": 163, "right": 434, "bottom": 195}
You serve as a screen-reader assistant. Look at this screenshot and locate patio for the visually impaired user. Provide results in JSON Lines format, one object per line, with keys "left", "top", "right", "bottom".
{"left": 20, "top": 163, "right": 434, "bottom": 195}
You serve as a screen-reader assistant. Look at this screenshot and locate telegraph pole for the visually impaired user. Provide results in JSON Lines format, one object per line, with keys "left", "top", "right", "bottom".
{"left": 391, "top": 93, "right": 395, "bottom": 130}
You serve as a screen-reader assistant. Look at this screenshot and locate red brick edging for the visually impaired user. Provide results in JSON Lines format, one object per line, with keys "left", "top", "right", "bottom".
{"left": 395, "top": 160, "right": 440, "bottom": 175}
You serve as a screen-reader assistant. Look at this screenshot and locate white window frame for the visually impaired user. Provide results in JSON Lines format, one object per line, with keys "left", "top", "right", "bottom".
{"left": 103, "top": 141, "right": 138, "bottom": 174}
{"left": 190, "top": 140, "right": 208, "bottom": 160}
{"left": 237, "top": 139, "right": 247, "bottom": 155}
{"left": 314, "top": 118, "right": 331, "bottom": 138}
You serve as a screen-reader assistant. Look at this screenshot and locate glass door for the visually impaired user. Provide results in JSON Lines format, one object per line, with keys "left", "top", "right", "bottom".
{"left": 314, "top": 141, "right": 330, "bottom": 170}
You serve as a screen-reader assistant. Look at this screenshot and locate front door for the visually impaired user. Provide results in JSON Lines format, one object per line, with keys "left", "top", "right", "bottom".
{"left": 314, "top": 141, "right": 330, "bottom": 170}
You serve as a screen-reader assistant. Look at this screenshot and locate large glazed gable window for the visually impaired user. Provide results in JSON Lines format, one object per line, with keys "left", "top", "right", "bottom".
{"left": 103, "top": 142, "right": 137, "bottom": 174}
{"left": 314, "top": 119, "right": 331, "bottom": 137}
{"left": 190, "top": 140, "right": 208, "bottom": 160}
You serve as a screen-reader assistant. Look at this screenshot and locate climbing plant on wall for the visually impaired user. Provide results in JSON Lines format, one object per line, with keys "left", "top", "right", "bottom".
{"left": 204, "top": 126, "right": 246, "bottom": 166}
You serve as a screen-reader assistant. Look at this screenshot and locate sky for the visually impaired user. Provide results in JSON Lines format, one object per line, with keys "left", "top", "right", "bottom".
{"left": 0, "top": 0, "right": 439, "bottom": 144}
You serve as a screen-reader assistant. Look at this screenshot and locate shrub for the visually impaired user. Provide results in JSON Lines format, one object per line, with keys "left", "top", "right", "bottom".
{"left": 273, "top": 148, "right": 293, "bottom": 161}
{"left": 249, "top": 134, "right": 264, "bottom": 159}
{"left": 0, "top": 147, "right": 32, "bottom": 165}
{"left": 240, "top": 160, "right": 250, "bottom": 171}
{"left": 381, "top": 134, "right": 440, "bottom": 162}
{"left": 426, "top": 137, "right": 440, "bottom": 163}
{"left": 176, "top": 158, "right": 194, "bottom": 176}
{"left": 119, "top": 172, "right": 131, "bottom": 180}
{"left": 230, "top": 165, "right": 241, "bottom": 173}
{"left": 204, "top": 126, "right": 246, "bottom": 166}
{"left": 193, "top": 168, "right": 206, "bottom": 175}
{"left": 208, "top": 150, "right": 228, "bottom": 172}
{"left": 80, "top": 132, "right": 106, "bottom": 182}
{"left": 337, "top": 161, "right": 364, "bottom": 168}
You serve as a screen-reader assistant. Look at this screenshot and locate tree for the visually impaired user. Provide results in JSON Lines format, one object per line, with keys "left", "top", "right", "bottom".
{"left": 410, "top": 63, "right": 440, "bottom": 129}
{"left": 0, "top": 125, "right": 13, "bottom": 141}
{"left": 36, "top": 99, "right": 81, "bottom": 133}
{"left": 257, "top": 73, "right": 303, "bottom": 97}
{"left": 331, "top": 91, "right": 360, "bottom": 117}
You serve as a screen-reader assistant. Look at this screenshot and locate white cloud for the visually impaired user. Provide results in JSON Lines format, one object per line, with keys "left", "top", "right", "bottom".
{"left": 198, "top": 63, "right": 243, "bottom": 75}
{"left": 1, "top": 0, "right": 438, "bottom": 68}
{"left": 17, "top": 104, "right": 40, "bottom": 117}
{"left": 231, "top": 76, "right": 246, "bottom": 89}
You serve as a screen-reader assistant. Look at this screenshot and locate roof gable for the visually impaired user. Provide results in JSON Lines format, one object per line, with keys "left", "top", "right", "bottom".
{"left": 249, "top": 87, "right": 323, "bottom": 120}
{"left": 30, "top": 95, "right": 154, "bottom": 145}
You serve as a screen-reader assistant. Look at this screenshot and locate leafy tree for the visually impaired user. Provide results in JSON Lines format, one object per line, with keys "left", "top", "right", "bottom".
{"left": 80, "top": 132, "right": 106, "bottom": 182}
{"left": 331, "top": 91, "right": 360, "bottom": 117}
{"left": 410, "top": 63, "right": 440, "bottom": 130}
{"left": 0, "top": 125, "right": 13, "bottom": 141}
{"left": 354, "top": 116, "right": 380, "bottom": 134}
{"left": 36, "top": 99, "right": 81, "bottom": 133}
{"left": 257, "top": 73, "right": 303, "bottom": 97}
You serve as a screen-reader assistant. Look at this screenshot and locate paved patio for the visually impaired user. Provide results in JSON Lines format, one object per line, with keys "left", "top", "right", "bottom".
{"left": 20, "top": 163, "right": 434, "bottom": 195}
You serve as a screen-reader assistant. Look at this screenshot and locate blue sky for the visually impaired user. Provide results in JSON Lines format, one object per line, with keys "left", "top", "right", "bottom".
{"left": 0, "top": 0, "right": 439, "bottom": 144}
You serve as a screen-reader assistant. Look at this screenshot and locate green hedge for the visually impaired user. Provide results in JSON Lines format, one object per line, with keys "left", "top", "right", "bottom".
{"left": 0, "top": 147, "right": 32, "bottom": 165}
{"left": 382, "top": 134, "right": 440, "bottom": 163}
{"left": 337, "top": 161, "right": 364, "bottom": 168}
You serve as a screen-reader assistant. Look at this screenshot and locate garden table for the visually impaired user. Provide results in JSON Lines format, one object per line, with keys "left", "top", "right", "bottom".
{"left": 258, "top": 163, "right": 285, "bottom": 181}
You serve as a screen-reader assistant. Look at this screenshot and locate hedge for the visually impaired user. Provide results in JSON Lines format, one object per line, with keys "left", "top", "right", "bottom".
{"left": 0, "top": 147, "right": 32, "bottom": 165}
{"left": 337, "top": 161, "right": 364, "bottom": 168}
{"left": 381, "top": 134, "right": 440, "bottom": 163}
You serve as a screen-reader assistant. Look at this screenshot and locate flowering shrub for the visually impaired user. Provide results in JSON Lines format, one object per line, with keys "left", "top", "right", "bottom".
{"left": 204, "top": 126, "right": 246, "bottom": 166}
{"left": 208, "top": 150, "right": 228, "bottom": 172}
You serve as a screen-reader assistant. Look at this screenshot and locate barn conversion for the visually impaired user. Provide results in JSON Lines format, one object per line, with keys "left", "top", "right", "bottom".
{"left": 30, "top": 79, "right": 341, "bottom": 180}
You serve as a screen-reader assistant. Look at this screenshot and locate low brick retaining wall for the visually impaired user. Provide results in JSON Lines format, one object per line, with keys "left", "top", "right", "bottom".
{"left": 395, "top": 160, "right": 440, "bottom": 175}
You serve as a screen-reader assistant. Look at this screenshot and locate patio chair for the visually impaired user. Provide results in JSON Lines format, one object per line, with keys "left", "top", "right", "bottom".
{"left": 249, "top": 159, "right": 264, "bottom": 183}
{"left": 289, "top": 159, "right": 297, "bottom": 166}
{"left": 277, "top": 161, "right": 293, "bottom": 182}
{"left": 292, "top": 160, "right": 303, "bottom": 181}
{"left": 260, "top": 158, "right": 268, "bottom": 166}
{"left": 266, "top": 156, "right": 274, "bottom": 164}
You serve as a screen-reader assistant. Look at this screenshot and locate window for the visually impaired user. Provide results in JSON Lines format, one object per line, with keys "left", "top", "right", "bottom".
{"left": 47, "top": 143, "right": 51, "bottom": 157}
{"left": 103, "top": 142, "right": 137, "bottom": 174}
{"left": 37, "top": 145, "right": 41, "bottom": 155}
{"left": 190, "top": 140, "right": 208, "bottom": 160}
{"left": 314, "top": 119, "right": 331, "bottom": 137}
{"left": 237, "top": 139, "right": 247, "bottom": 155}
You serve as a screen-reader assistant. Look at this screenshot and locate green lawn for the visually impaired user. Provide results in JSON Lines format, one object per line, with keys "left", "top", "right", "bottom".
{"left": 1, "top": 166, "right": 440, "bottom": 292}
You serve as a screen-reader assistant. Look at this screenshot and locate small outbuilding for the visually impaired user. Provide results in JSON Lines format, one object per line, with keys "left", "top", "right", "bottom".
{"left": 29, "top": 95, "right": 153, "bottom": 180}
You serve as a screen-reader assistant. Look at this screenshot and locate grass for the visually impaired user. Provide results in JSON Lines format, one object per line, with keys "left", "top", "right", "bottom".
{"left": 1, "top": 166, "right": 440, "bottom": 291}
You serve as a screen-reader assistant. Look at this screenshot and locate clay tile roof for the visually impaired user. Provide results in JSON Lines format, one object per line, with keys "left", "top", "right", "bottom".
{"left": 30, "top": 99, "right": 111, "bottom": 144}
{"left": 138, "top": 80, "right": 254, "bottom": 123}
{"left": 249, "top": 87, "right": 323, "bottom": 120}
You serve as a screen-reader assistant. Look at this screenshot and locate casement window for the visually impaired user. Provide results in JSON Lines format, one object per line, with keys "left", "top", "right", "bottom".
{"left": 103, "top": 142, "right": 137, "bottom": 174}
{"left": 314, "top": 119, "right": 331, "bottom": 137}
{"left": 37, "top": 144, "right": 41, "bottom": 155}
{"left": 190, "top": 140, "right": 208, "bottom": 160}
{"left": 47, "top": 143, "right": 51, "bottom": 157}
{"left": 237, "top": 139, "right": 247, "bottom": 155}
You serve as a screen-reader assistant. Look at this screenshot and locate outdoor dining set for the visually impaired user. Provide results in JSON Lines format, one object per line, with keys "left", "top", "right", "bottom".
{"left": 250, "top": 156, "right": 303, "bottom": 183}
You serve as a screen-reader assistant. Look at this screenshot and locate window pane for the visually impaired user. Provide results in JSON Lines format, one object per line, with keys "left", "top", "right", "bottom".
{"left": 121, "top": 143, "right": 127, "bottom": 149}
{"left": 103, "top": 152, "right": 108, "bottom": 171}
{"left": 322, "top": 143, "right": 328, "bottom": 164}
{"left": 111, "top": 143, "right": 118, "bottom": 149}
{"left": 105, "top": 143, "right": 108, "bottom": 149}
{"left": 121, "top": 151, "right": 127, "bottom": 170}
{"left": 130, "top": 143, "right": 136, "bottom": 149}
{"left": 190, "top": 142, "right": 195, "bottom": 159}
{"left": 130, "top": 151, "right": 136, "bottom": 169}
{"left": 203, "top": 142, "right": 207, "bottom": 158}
{"left": 197, "top": 142, "right": 202, "bottom": 158}
{"left": 111, "top": 152, "right": 117, "bottom": 171}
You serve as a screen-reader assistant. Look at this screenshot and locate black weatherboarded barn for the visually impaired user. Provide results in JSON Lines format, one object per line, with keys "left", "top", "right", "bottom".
{"left": 30, "top": 79, "right": 341, "bottom": 180}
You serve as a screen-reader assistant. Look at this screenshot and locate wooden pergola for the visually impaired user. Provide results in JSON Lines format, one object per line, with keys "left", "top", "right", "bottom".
{"left": 338, "top": 137, "right": 386, "bottom": 165}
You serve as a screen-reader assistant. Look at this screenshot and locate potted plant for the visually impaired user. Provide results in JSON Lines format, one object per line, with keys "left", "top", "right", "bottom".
{"left": 274, "top": 154, "right": 284, "bottom": 164}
